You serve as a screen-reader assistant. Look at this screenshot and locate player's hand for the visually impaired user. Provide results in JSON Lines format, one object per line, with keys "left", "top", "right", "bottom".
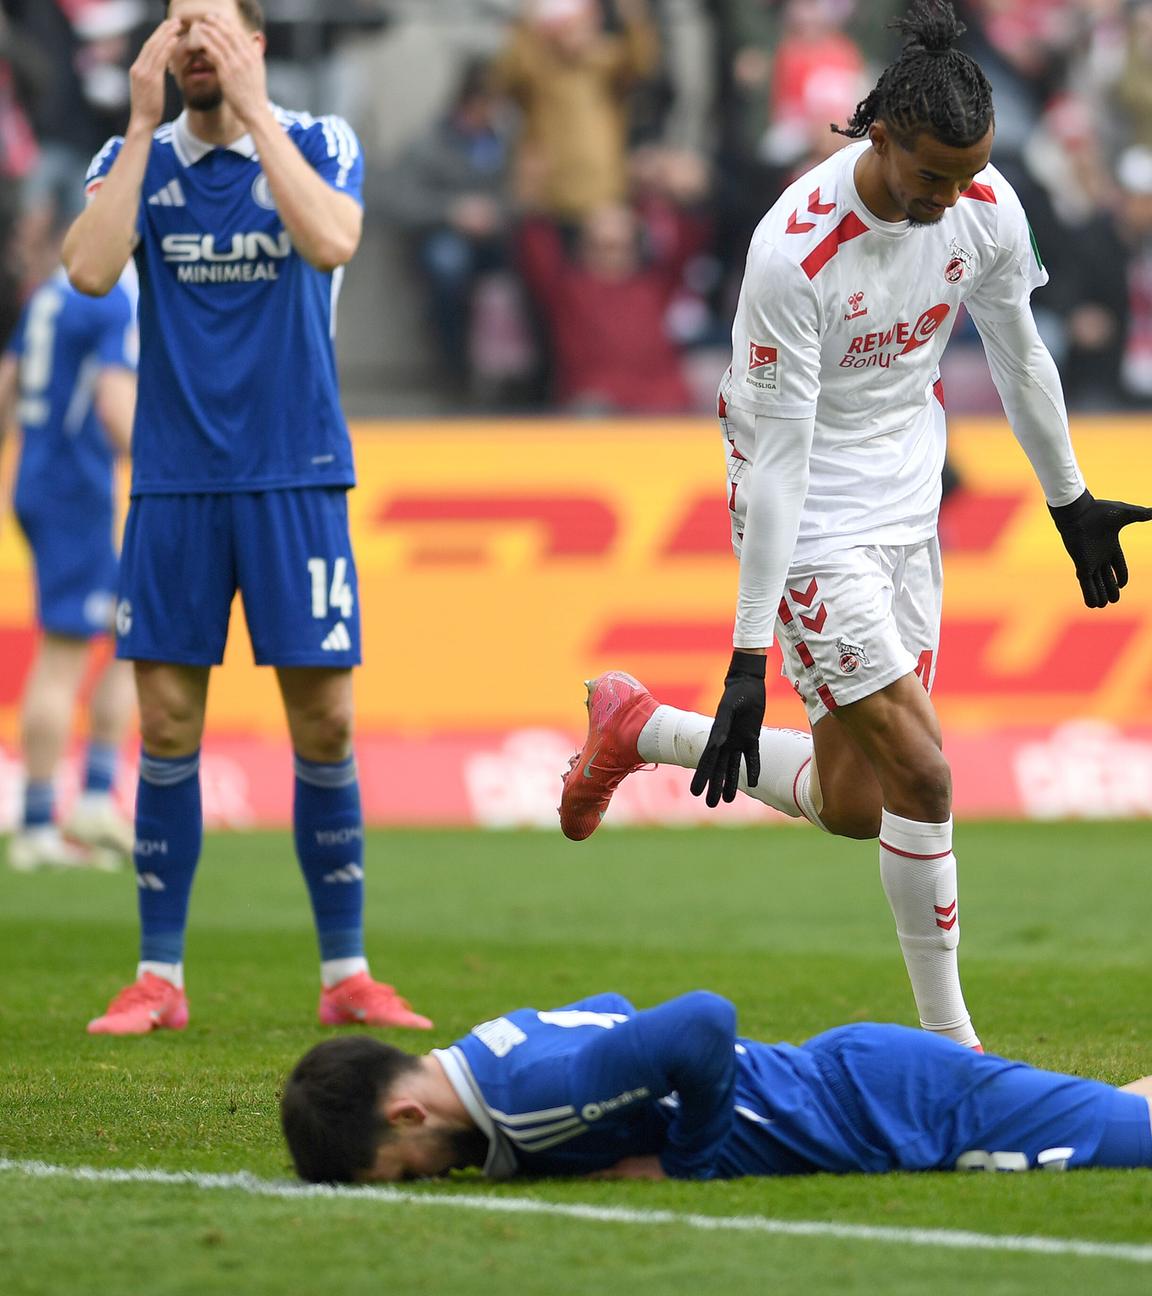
{"left": 689, "top": 650, "right": 766, "bottom": 808}
{"left": 1048, "top": 489, "right": 1152, "bottom": 608}
{"left": 197, "top": 13, "right": 268, "bottom": 125}
{"left": 128, "top": 19, "right": 181, "bottom": 133}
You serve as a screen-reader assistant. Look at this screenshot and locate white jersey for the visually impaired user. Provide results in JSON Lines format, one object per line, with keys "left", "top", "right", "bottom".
{"left": 720, "top": 140, "right": 1047, "bottom": 563}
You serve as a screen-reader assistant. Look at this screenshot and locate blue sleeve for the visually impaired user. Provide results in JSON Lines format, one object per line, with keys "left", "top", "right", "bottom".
{"left": 85, "top": 137, "right": 124, "bottom": 196}
{"left": 94, "top": 289, "right": 138, "bottom": 372}
{"left": 299, "top": 116, "right": 364, "bottom": 206}
{"left": 568, "top": 991, "right": 737, "bottom": 1179}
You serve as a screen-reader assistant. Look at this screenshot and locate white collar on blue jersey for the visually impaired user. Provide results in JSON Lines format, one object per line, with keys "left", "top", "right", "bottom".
{"left": 171, "top": 109, "right": 260, "bottom": 167}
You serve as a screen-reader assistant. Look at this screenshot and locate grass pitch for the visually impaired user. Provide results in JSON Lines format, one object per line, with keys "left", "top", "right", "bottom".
{"left": 1, "top": 821, "right": 1150, "bottom": 1295}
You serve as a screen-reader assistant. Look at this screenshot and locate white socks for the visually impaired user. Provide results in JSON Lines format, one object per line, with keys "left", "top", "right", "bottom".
{"left": 878, "top": 810, "right": 979, "bottom": 1048}
{"left": 637, "top": 706, "right": 827, "bottom": 828}
{"left": 136, "top": 957, "right": 370, "bottom": 990}
{"left": 321, "top": 955, "right": 368, "bottom": 988}
{"left": 137, "top": 960, "right": 183, "bottom": 989}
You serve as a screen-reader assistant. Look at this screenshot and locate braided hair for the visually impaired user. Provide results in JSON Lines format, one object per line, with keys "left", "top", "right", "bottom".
{"left": 833, "top": 1, "right": 994, "bottom": 149}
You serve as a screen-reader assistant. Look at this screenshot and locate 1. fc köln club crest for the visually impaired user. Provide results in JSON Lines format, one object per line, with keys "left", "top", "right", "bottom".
{"left": 747, "top": 341, "right": 779, "bottom": 390}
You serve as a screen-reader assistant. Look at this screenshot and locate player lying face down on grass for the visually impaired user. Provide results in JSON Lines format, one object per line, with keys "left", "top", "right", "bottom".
{"left": 281, "top": 990, "right": 1152, "bottom": 1183}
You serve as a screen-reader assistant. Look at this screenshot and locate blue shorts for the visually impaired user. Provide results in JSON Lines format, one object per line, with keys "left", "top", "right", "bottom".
{"left": 806, "top": 1024, "right": 1152, "bottom": 1172}
{"left": 17, "top": 498, "right": 118, "bottom": 639}
{"left": 115, "top": 489, "right": 361, "bottom": 667}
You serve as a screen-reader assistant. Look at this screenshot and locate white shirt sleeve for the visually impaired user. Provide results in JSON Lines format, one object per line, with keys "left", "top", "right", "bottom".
{"left": 965, "top": 176, "right": 1048, "bottom": 322}
{"left": 732, "top": 413, "right": 816, "bottom": 648}
{"left": 971, "top": 306, "right": 1085, "bottom": 507}
{"left": 725, "top": 242, "right": 823, "bottom": 418}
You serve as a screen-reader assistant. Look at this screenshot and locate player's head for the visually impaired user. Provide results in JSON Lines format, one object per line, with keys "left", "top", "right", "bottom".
{"left": 166, "top": 0, "right": 266, "bottom": 113}
{"left": 834, "top": 1, "right": 994, "bottom": 225}
{"left": 281, "top": 1037, "right": 485, "bottom": 1184}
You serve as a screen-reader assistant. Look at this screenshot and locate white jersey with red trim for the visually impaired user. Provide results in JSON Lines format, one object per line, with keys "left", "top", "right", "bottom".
{"left": 720, "top": 140, "right": 1046, "bottom": 563}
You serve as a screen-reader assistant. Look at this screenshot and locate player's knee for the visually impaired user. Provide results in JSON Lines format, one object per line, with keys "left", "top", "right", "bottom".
{"left": 892, "top": 751, "right": 952, "bottom": 821}
{"left": 292, "top": 706, "right": 354, "bottom": 764}
{"left": 137, "top": 686, "right": 204, "bottom": 756}
{"left": 820, "top": 801, "right": 882, "bottom": 840}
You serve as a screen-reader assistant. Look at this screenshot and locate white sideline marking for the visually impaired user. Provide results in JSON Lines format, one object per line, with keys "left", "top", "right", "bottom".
{"left": 2, "top": 1158, "right": 1150, "bottom": 1265}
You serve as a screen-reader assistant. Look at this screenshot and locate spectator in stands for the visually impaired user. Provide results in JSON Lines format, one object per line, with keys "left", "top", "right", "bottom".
{"left": 516, "top": 184, "right": 708, "bottom": 414}
{"left": 492, "top": 0, "right": 659, "bottom": 225}
{"left": 760, "top": 0, "right": 865, "bottom": 171}
{"left": 1115, "top": 143, "right": 1152, "bottom": 399}
{"left": 0, "top": 8, "right": 44, "bottom": 344}
{"left": 378, "top": 62, "right": 513, "bottom": 401}
{"left": 7, "top": 1, "right": 140, "bottom": 292}
{"left": 1113, "top": 0, "right": 1152, "bottom": 152}
{"left": 1019, "top": 95, "right": 1131, "bottom": 409}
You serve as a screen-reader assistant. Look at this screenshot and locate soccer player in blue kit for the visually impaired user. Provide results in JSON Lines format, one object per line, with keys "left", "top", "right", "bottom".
{"left": 62, "top": 0, "right": 431, "bottom": 1034}
{"left": 281, "top": 990, "right": 1152, "bottom": 1184}
{"left": 0, "top": 264, "right": 138, "bottom": 872}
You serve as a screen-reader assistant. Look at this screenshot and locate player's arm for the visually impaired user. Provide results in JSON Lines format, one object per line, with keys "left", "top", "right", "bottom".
{"left": 972, "top": 305, "right": 1152, "bottom": 606}
{"left": 691, "top": 411, "right": 815, "bottom": 809}
{"left": 63, "top": 19, "right": 179, "bottom": 295}
{"left": 95, "top": 370, "right": 137, "bottom": 457}
{"left": 196, "top": 15, "right": 361, "bottom": 272}
{"left": 692, "top": 247, "right": 821, "bottom": 807}
{"left": 569, "top": 990, "right": 738, "bottom": 1179}
{"left": 0, "top": 353, "right": 16, "bottom": 439}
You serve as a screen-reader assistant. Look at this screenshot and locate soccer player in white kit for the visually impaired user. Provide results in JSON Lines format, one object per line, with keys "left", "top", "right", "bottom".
{"left": 559, "top": 1, "right": 1152, "bottom": 1051}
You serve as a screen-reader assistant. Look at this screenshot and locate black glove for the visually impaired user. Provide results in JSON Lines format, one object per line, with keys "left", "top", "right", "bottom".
{"left": 689, "top": 651, "right": 767, "bottom": 808}
{"left": 1048, "top": 489, "right": 1152, "bottom": 609}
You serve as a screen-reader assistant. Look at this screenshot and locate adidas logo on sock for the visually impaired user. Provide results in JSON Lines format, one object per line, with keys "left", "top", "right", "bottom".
{"left": 321, "top": 623, "right": 352, "bottom": 652}
{"left": 147, "top": 179, "right": 186, "bottom": 207}
{"left": 322, "top": 863, "right": 365, "bottom": 884}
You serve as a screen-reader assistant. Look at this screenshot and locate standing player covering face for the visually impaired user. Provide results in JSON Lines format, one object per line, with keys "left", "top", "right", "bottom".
{"left": 63, "top": 0, "right": 431, "bottom": 1034}
{"left": 559, "top": 0, "right": 1152, "bottom": 1050}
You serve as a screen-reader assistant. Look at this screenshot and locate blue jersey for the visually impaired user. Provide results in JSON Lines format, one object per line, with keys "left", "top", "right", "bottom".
{"left": 7, "top": 269, "right": 136, "bottom": 516}
{"left": 85, "top": 107, "right": 362, "bottom": 495}
{"left": 437, "top": 992, "right": 1141, "bottom": 1179}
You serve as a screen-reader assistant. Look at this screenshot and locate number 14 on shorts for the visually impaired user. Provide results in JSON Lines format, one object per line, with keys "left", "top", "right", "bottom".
{"left": 307, "top": 556, "right": 354, "bottom": 619}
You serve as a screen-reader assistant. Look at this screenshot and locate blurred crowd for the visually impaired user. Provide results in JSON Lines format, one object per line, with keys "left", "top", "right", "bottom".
{"left": 6, "top": 0, "right": 1152, "bottom": 414}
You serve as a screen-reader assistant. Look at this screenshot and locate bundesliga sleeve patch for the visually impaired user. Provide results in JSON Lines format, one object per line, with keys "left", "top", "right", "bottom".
{"left": 747, "top": 341, "right": 779, "bottom": 391}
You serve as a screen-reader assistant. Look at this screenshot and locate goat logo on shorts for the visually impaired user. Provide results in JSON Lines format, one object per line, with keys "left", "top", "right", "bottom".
{"left": 747, "top": 342, "right": 779, "bottom": 391}
{"left": 836, "top": 637, "right": 869, "bottom": 674}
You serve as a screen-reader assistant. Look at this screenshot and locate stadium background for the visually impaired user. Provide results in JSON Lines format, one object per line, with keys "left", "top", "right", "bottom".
{"left": 3, "top": 415, "right": 1152, "bottom": 828}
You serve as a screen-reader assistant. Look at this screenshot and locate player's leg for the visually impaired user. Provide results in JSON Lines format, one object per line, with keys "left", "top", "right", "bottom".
{"left": 802, "top": 1023, "right": 1152, "bottom": 1171}
{"left": 10, "top": 499, "right": 126, "bottom": 870}
{"left": 238, "top": 487, "right": 431, "bottom": 1030}
{"left": 88, "top": 495, "right": 232, "bottom": 1035}
{"left": 65, "top": 654, "right": 137, "bottom": 864}
{"left": 815, "top": 541, "right": 976, "bottom": 1046}
{"left": 1119, "top": 1076, "right": 1152, "bottom": 1098}
{"left": 9, "top": 631, "right": 96, "bottom": 870}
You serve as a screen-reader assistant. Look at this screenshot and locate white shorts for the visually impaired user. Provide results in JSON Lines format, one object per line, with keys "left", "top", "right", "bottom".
{"left": 775, "top": 540, "right": 942, "bottom": 724}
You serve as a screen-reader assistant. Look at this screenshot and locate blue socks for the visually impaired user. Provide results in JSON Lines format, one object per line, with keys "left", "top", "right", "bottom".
{"left": 293, "top": 753, "right": 365, "bottom": 963}
{"left": 83, "top": 741, "right": 119, "bottom": 795}
{"left": 135, "top": 751, "right": 202, "bottom": 966}
{"left": 23, "top": 780, "right": 54, "bottom": 829}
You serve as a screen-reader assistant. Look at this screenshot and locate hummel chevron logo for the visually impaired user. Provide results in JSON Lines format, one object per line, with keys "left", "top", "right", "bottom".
{"left": 935, "top": 899, "right": 958, "bottom": 931}
{"left": 147, "top": 179, "right": 186, "bottom": 207}
{"left": 786, "top": 188, "right": 836, "bottom": 234}
{"left": 321, "top": 623, "right": 352, "bottom": 652}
